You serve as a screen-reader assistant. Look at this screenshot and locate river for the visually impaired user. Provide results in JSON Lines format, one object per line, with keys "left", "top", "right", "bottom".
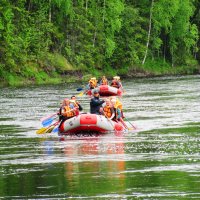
{"left": 0, "top": 75, "right": 200, "bottom": 199}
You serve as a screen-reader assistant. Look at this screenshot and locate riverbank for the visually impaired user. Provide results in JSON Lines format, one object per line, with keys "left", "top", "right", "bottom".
{"left": 0, "top": 55, "right": 199, "bottom": 87}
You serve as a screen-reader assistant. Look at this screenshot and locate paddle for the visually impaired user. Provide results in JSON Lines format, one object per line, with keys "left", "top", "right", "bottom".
{"left": 101, "top": 110, "right": 116, "bottom": 130}
{"left": 103, "top": 111, "right": 131, "bottom": 131}
{"left": 40, "top": 113, "right": 57, "bottom": 122}
{"left": 77, "top": 91, "right": 84, "bottom": 97}
{"left": 118, "top": 118, "right": 129, "bottom": 129}
{"left": 46, "top": 126, "right": 55, "bottom": 133}
{"left": 52, "top": 126, "right": 59, "bottom": 133}
{"left": 44, "top": 122, "right": 60, "bottom": 134}
{"left": 42, "top": 117, "right": 55, "bottom": 127}
{"left": 77, "top": 86, "right": 89, "bottom": 96}
{"left": 36, "top": 121, "right": 59, "bottom": 134}
{"left": 36, "top": 127, "right": 49, "bottom": 134}
{"left": 41, "top": 113, "right": 58, "bottom": 127}
{"left": 124, "top": 118, "right": 136, "bottom": 130}
{"left": 76, "top": 87, "right": 85, "bottom": 96}
{"left": 77, "top": 87, "right": 84, "bottom": 91}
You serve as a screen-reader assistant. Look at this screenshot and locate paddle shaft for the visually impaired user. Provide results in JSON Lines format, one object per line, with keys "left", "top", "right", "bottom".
{"left": 101, "top": 110, "right": 117, "bottom": 130}
{"left": 124, "top": 118, "right": 136, "bottom": 129}
{"left": 40, "top": 113, "right": 57, "bottom": 122}
{"left": 118, "top": 118, "right": 128, "bottom": 129}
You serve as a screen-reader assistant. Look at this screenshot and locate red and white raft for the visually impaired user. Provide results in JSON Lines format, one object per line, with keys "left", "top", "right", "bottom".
{"left": 87, "top": 85, "right": 123, "bottom": 96}
{"left": 59, "top": 113, "right": 125, "bottom": 135}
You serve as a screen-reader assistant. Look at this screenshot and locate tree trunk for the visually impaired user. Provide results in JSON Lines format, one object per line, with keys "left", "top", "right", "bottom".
{"left": 28, "top": 0, "right": 32, "bottom": 11}
{"left": 49, "top": 0, "right": 52, "bottom": 23}
{"left": 86, "top": 0, "right": 88, "bottom": 14}
{"left": 93, "top": 28, "right": 97, "bottom": 47}
{"left": 103, "top": 0, "right": 106, "bottom": 22}
{"left": 142, "top": 0, "right": 154, "bottom": 65}
{"left": 194, "top": 44, "right": 197, "bottom": 59}
{"left": 171, "top": 46, "right": 174, "bottom": 67}
{"left": 163, "top": 40, "right": 166, "bottom": 63}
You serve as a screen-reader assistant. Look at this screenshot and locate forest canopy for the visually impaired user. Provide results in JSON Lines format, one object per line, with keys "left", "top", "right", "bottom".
{"left": 0, "top": 0, "right": 199, "bottom": 85}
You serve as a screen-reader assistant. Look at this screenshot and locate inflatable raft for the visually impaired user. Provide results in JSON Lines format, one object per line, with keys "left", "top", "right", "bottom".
{"left": 87, "top": 85, "right": 123, "bottom": 96}
{"left": 59, "top": 113, "right": 125, "bottom": 135}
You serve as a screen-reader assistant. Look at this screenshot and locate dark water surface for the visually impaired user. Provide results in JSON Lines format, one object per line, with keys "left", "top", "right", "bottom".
{"left": 0, "top": 75, "right": 200, "bottom": 199}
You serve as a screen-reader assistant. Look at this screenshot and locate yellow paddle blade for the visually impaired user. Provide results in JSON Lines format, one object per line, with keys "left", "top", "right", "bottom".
{"left": 36, "top": 125, "right": 56, "bottom": 134}
{"left": 36, "top": 127, "right": 48, "bottom": 134}
{"left": 78, "top": 91, "right": 84, "bottom": 97}
{"left": 46, "top": 126, "right": 55, "bottom": 133}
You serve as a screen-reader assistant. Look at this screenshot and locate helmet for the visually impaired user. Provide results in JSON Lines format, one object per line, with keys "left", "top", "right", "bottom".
{"left": 111, "top": 99, "right": 116, "bottom": 104}
{"left": 93, "top": 89, "right": 99, "bottom": 94}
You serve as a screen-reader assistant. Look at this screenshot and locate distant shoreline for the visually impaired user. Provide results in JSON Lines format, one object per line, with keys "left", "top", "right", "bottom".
{"left": 0, "top": 66, "right": 199, "bottom": 88}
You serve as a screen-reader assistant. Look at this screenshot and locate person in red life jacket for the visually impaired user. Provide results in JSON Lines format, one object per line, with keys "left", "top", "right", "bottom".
{"left": 70, "top": 95, "right": 83, "bottom": 114}
{"left": 102, "top": 98, "right": 115, "bottom": 120}
{"left": 90, "top": 90, "right": 105, "bottom": 115}
{"left": 100, "top": 76, "right": 109, "bottom": 85}
{"left": 115, "top": 76, "right": 124, "bottom": 91}
{"left": 110, "top": 76, "right": 121, "bottom": 89}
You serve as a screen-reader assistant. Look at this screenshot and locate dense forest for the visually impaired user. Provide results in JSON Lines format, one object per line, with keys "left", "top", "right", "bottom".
{"left": 0, "top": 0, "right": 200, "bottom": 86}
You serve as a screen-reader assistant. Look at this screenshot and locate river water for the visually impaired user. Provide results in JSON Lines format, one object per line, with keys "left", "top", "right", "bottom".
{"left": 0, "top": 75, "right": 200, "bottom": 199}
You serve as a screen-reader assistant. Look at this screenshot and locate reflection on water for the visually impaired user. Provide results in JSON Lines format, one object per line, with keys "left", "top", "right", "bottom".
{"left": 0, "top": 75, "right": 200, "bottom": 199}
{"left": 62, "top": 134, "right": 126, "bottom": 196}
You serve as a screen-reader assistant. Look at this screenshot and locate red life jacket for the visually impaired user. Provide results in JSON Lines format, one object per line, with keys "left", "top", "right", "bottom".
{"left": 111, "top": 80, "right": 119, "bottom": 88}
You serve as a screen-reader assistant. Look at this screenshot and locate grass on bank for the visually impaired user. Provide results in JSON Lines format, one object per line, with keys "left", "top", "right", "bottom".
{"left": 0, "top": 55, "right": 199, "bottom": 87}
{"left": 0, "top": 53, "right": 79, "bottom": 87}
{"left": 141, "top": 59, "right": 199, "bottom": 76}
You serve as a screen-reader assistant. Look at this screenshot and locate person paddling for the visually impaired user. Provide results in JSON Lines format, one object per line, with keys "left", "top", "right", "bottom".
{"left": 100, "top": 76, "right": 109, "bottom": 85}
{"left": 116, "top": 76, "right": 123, "bottom": 88}
{"left": 102, "top": 98, "right": 115, "bottom": 120}
{"left": 90, "top": 90, "right": 105, "bottom": 115}
{"left": 110, "top": 97, "right": 127, "bottom": 128}
{"left": 58, "top": 98, "right": 77, "bottom": 126}
{"left": 88, "top": 77, "right": 98, "bottom": 89}
{"left": 110, "top": 76, "right": 121, "bottom": 89}
{"left": 70, "top": 95, "right": 83, "bottom": 111}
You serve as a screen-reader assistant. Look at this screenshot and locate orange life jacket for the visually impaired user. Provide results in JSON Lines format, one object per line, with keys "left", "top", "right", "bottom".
{"left": 69, "top": 101, "right": 80, "bottom": 115}
{"left": 62, "top": 106, "right": 75, "bottom": 118}
{"left": 103, "top": 105, "right": 112, "bottom": 118}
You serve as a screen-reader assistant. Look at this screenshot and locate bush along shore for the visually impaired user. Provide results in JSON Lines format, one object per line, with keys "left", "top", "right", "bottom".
{"left": 0, "top": 54, "right": 199, "bottom": 87}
